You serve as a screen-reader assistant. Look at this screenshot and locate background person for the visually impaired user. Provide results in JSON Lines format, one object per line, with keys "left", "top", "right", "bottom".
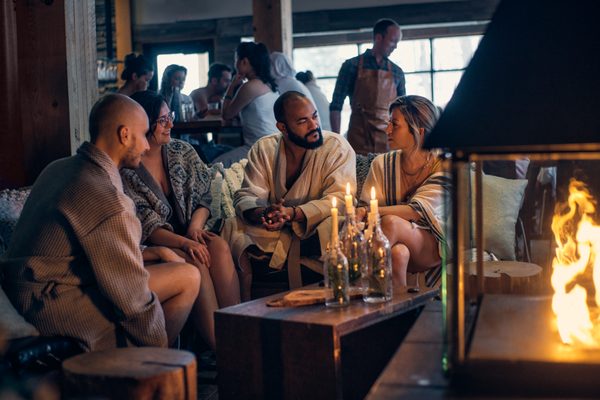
{"left": 118, "top": 53, "right": 154, "bottom": 97}
{"left": 296, "top": 70, "right": 331, "bottom": 131}
{"left": 190, "top": 62, "right": 233, "bottom": 118}
{"left": 159, "top": 64, "right": 193, "bottom": 123}
{"left": 330, "top": 18, "right": 406, "bottom": 155}
{"left": 212, "top": 42, "right": 279, "bottom": 167}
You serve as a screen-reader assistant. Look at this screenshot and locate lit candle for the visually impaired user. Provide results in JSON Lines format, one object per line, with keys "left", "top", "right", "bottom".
{"left": 370, "top": 186, "right": 378, "bottom": 217}
{"left": 345, "top": 182, "right": 354, "bottom": 214}
{"left": 331, "top": 197, "right": 339, "bottom": 247}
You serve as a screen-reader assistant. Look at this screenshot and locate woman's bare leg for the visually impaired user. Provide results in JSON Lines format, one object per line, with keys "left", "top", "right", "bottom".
{"left": 165, "top": 248, "right": 218, "bottom": 349}
{"left": 381, "top": 215, "right": 441, "bottom": 274}
{"left": 206, "top": 236, "right": 240, "bottom": 307}
{"left": 391, "top": 243, "right": 410, "bottom": 287}
{"left": 146, "top": 262, "right": 200, "bottom": 346}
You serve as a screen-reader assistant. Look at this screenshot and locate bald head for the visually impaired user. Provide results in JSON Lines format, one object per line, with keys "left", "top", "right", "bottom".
{"left": 88, "top": 94, "right": 148, "bottom": 143}
{"left": 273, "top": 91, "right": 308, "bottom": 123}
{"left": 88, "top": 94, "right": 150, "bottom": 169}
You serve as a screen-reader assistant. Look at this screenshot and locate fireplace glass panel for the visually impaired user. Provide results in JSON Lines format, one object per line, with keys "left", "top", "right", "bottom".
{"left": 444, "top": 152, "right": 600, "bottom": 395}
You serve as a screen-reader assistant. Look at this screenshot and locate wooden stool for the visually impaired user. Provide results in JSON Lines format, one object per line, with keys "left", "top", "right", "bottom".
{"left": 62, "top": 347, "right": 196, "bottom": 400}
{"left": 467, "top": 260, "right": 543, "bottom": 294}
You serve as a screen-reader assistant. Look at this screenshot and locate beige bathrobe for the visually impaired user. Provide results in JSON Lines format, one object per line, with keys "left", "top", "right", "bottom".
{"left": 222, "top": 131, "right": 356, "bottom": 269}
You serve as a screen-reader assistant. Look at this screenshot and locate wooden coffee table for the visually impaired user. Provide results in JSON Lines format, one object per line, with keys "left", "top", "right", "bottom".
{"left": 215, "top": 285, "right": 438, "bottom": 400}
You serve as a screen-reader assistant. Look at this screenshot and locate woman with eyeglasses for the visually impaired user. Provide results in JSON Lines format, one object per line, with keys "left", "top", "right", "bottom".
{"left": 358, "top": 95, "right": 449, "bottom": 287}
{"left": 121, "top": 90, "right": 240, "bottom": 351}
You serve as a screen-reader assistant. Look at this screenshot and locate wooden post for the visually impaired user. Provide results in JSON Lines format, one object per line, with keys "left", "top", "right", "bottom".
{"left": 0, "top": 0, "right": 96, "bottom": 189}
{"left": 65, "top": 0, "right": 98, "bottom": 153}
{"left": 252, "top": 0, "right": 293, "bottom": 57}
{"left": 115, "top": 0, "right": 132, "bottom": 85}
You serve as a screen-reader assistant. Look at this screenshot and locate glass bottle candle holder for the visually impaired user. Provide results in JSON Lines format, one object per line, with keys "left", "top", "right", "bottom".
{"left": 323, "top": 243, "right": 350, "bottom": 307}
{"left": 364, "top": 214, "right": 393, "bottom": 303}
{"left": 340, "top": 209, "right": 367, "bottom": 291}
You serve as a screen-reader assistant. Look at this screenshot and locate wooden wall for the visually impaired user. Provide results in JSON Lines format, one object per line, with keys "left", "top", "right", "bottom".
{"left": 0, "top": 0, "right": 96, "bottom": 189}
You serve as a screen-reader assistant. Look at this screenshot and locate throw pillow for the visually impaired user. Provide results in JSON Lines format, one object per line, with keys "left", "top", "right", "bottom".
{"left": 0, "top": 286, "right": 39, "bottom": 340}
{"left": 0, "top": 188, "right": 31, "bottom": 257}
{"left": 478, "top": 173, "right": 528, "bottom": 260}
{"left": 206, "top": 159, "right": 248, "bottom": 232}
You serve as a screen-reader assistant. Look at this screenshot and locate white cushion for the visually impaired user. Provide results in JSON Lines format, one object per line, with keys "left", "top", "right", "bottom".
{"left": 0, "top": 286, "right": 39, "bottom": 340}
{"left": 480, "top": 173, "right": 528, "bottom": 260}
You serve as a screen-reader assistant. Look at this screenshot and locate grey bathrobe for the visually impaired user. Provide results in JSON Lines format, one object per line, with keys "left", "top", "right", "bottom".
{"left": 1, "top": 142, "right": 167, "bottom": 351}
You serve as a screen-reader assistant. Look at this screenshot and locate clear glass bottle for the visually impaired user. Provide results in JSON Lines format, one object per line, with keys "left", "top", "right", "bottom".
{"left": 323, "top": 242, "right": 350, "bottom": 307}
{"left": 364, "top": 213, "right": 393, "bottom": 303}
{"left": 339, "top": 208, "right": 367, "bottom": 291}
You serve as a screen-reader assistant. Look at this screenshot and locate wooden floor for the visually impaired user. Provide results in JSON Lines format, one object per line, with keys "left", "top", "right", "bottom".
{"left": 197, "top": 359, "right": 218, "bottom": 399}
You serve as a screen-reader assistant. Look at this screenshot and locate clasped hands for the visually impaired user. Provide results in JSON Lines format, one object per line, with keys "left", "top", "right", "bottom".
{"left": 259, "top": 199, "right": 294, "bottom": 232}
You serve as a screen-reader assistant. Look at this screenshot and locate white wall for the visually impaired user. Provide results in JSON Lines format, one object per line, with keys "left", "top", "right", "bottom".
{"left": 133, "top": 0, "right": 456, "bottom": 25}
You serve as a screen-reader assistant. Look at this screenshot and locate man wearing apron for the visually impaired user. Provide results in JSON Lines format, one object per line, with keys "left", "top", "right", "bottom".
{"left": 330, "top": 19, "right": 406, "bottom": 155}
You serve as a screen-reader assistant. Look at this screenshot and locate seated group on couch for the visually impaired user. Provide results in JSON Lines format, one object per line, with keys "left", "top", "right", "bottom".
{"left": 0, "top": 90, "right": 446, "bottom": 356}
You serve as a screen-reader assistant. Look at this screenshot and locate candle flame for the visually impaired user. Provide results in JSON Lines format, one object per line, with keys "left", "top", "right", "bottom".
{"left": 346, "top": 182, "right": 351, "bottom": 195}
{"left": 371, "top": 186, "right": 376, "bottom": 200}
{"left": 332, "top": 197, "right": 337, "bottom": 208}
{"left": 551, "top": 179, "right": 600, "bottom": 348}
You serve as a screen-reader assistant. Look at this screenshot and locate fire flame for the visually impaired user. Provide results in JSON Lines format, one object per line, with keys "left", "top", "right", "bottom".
{"left": 551, "top": 179, "right": 600, "bottom": 347}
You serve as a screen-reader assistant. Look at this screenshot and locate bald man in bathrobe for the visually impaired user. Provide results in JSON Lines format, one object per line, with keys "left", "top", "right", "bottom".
{"left": 221, "top": 91, "right": 356, "bottom": 300}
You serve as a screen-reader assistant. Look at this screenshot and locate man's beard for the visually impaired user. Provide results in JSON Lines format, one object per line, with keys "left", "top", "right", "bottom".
{"left": 122, "top": 145, "right": 143, "bottom": 169}
{"left": 286, "top": 125, "right": 324, "bottom": 149}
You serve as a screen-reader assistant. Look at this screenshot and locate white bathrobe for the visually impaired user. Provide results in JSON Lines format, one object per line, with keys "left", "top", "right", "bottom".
{"left": 222, "top": 131, "right": 356, "bottom": 269}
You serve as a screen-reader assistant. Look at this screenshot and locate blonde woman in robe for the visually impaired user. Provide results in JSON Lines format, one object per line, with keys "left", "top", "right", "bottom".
{"left": 359, "top": 95, "right": 449, "bottom": 287}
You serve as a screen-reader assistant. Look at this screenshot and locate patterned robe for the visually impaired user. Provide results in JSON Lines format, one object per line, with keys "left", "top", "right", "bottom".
{"left": 359, "top": 150, "right": 451, "bottom": 255}
{"left": 222, "top": 131, "right": 356, "bottom": 269}
{"left": 121, "top": 139, "right": 212, "bottom": 242}
{"left": 1, "top": 142, "right": 167, "bottom": 351}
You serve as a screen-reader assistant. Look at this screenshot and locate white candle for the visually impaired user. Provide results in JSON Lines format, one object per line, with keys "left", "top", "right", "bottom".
{"left": 345, "top": 182, "right": 354, "bottom": 214}
{"left": 370, "top": 186, "right": 378, "bottom": 217}
{"left": 331, "top": 197, "right": 338, "bottom": 247}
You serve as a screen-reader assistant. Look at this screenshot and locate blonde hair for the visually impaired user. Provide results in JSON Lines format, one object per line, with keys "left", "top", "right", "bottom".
{"left": 389, "top": 95, "right": 440, "bottom": 149}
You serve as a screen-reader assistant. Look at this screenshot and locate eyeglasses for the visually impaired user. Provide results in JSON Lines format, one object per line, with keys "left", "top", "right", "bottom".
{"left": 156, "top": 111, "right": 175, "bottom": 127}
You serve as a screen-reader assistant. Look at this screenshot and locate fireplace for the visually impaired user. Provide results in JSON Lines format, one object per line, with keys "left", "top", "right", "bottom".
{"left": 424, "top": 0, "right": 600, "bottom": 396}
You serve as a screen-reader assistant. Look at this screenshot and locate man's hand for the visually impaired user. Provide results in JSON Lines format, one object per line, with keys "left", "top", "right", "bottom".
{"left": 261, "top": 199, "right": 292, "bottom": 231}
{"left": 356, "top": 206, "right": 368, "bottom": 223}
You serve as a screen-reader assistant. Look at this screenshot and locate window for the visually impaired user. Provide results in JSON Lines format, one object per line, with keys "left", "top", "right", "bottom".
{"left": 293, "top": 34, "right": 482, "bottom": 133}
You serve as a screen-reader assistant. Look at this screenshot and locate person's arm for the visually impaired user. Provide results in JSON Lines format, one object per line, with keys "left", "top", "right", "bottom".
{"left": 330, "top": 111, "right": 341, "bottom": 134}
{"left": 379, "top": 204, "right": 420, "bottom": 221}
{"left": 81, "top": 211, "right": 167, "bottom": 348}
{"left": 190, "top": 88, "right": 208, "bottom": 118}
{"left": 233, "top": 139, "right": 274, "bottom": 223}
{"left": 222, "top": 76, "right": 269, "bottom": 120}
{"left": 142, "top": 246, "right": 186, "bottom": 263}
{"left": 149, "top": 227, "right": 211, "bottom": 268}
{"left": 329, "top": 60, "right": 354, "bottom": 133}
{"left": 186, "top": 207, "right": 210, "bottom": 239}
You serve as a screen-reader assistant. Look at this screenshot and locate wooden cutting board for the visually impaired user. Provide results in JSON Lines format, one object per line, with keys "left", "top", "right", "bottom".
{"left": 266, "top": 288, "right": 363, "bottom": 307}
